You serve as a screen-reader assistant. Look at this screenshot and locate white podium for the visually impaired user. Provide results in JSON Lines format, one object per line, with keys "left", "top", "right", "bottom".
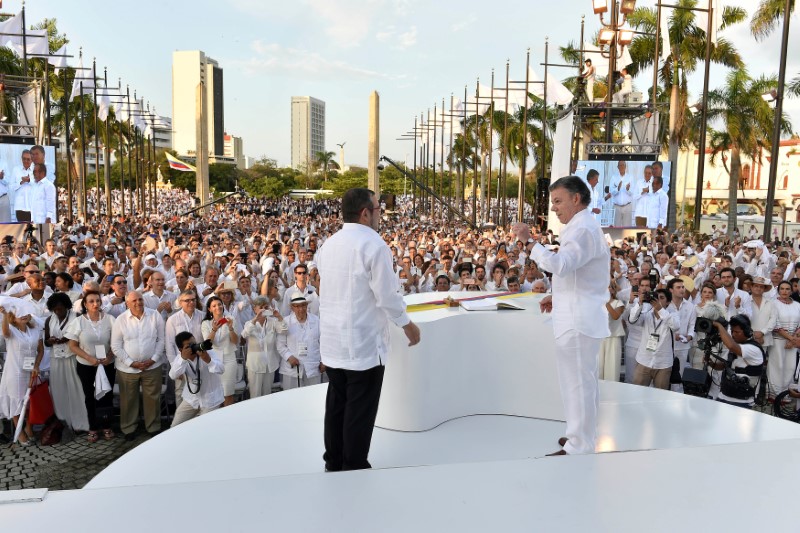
{"left": 376, "top": 292, "right": 565, "bottom": 431}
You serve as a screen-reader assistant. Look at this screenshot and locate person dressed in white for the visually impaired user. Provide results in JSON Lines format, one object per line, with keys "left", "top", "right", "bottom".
{"left": 277, "top": 292, "right": 322, "bottom": 389}
{"left": 612, "top": 67, "right": 633, "bottom": 103}
{"left": 513, "top": 176, "right": 610, "bottom": 456}
{"left": 201, "top": 295, "right": 239, "bottom": 407}
{"left": 706, "top": 316, "right": 765, "bottom": 409}
{"left": 241, "top": 296, "right": 287, "bottom": 397}
{"left": 586, "top": 169, "right": 604, "bottom": 223}
{"left": 767, "top": 281, "right": 800, "bottom": 398}
{"left": 628, "top": 288, "right": 679, "bottom": 390}
{"left": 165, "top": 290, "right": 204, "bottom": 407}
{"left": 632, "top": 165, "right": 653, "bottom": 228}
{"left": 30, "top": 163, "right": 56, "bottom": 224}
{"left": 645, "top": 176, "right": 669, "bottom": 230}
{"left": 748, "top": 277, "right": 776, "bottom": 355}
{"left": 716, "top": 267, "right": 753, "bottom": 319}
{"left": 666, "top": 278, "right": 696, "bottom": 389}
{"left": 610, "top": 161, "right": 634, "bottom": 227}
{"left": 581, "top": 58, "right": 596, "bottom": 102}
{"left": 598, "top": 281, "right": 625, "bottom": 381}
{"left": 10, "top": 149, "right": 34, "bottom": 222}
{"left": 169, "top": 332, "right": 224, "bottom": 427}
{"left": 317, "top": 188, "right": 421, "bottom": 472}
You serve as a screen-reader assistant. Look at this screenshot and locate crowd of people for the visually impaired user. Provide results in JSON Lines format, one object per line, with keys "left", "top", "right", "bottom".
{"left": 1, "top": 187, "right": 799, "bottom": 447}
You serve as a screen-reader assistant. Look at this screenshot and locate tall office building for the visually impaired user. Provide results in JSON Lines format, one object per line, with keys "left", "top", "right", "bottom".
{"left": 291, "top": 96, "right": 325, "bottom": 170}
{"left": 172, "top": 50, "right": 225, "bottom": 160}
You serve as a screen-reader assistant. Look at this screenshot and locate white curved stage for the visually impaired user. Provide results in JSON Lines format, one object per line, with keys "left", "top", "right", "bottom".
{"left": 3, "top": 294, "right": 800, "bottom": 530}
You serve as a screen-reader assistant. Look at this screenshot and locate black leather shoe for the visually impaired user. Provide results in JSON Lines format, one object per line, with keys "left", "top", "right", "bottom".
{"left": 124, "top": 432, "right": 137, "bottom": 442}
{"left": 558, "top": 437, "right": 568, "bottom": 447}
{"left": 546, "top": 449, "right": 568, "bottom": 456}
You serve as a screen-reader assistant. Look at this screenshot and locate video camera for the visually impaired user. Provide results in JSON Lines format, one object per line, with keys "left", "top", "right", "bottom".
{"left": 695, "top": 316, "right": 728, "bottom": 350}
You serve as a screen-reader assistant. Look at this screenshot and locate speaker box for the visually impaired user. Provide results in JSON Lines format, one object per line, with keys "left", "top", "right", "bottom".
{"left": 682, "top": 367, "right": 711, "bottom": 397}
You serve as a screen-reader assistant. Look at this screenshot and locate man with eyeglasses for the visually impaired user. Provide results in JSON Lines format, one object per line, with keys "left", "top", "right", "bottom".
{"left": 102, "top": 274, "right": 129, "bottom": 318}
{"left": 165, "top": 290, "right": 204, "bottom": 407}
{"left": 5, "top": 265, "right": 48, "bottom": 298}
{"left": 143, "top": 271, "right": 177, "bottom": 321}
{"left": 280, "top": 264, "right": 319, "bottom": 317}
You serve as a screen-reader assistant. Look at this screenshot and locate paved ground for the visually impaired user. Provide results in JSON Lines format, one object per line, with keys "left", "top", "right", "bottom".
{"left": 0, "top": 424, "right": 157, "bottom": 491}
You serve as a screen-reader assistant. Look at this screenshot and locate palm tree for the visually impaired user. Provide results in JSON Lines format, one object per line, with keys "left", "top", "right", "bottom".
{"left": 750, "top": 0, "right": 795, "bottom": 39}
{"left": 627, "top": 0, "right": 747, "bottom": 230}
{"left": 314, "top": 150, "right": 339, "bottom": 184}
{"left": 706, "top": 70, "right": 791, "bottom": 237}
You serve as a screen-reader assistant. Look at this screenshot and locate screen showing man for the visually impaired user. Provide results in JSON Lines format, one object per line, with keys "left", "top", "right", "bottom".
{"left": 0, "top": 143, "right": 58, "bottom": 224}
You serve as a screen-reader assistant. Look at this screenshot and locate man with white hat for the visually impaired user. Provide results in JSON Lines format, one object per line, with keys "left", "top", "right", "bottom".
{"left": 277, "top": 291, "right": 322, "bottom": 390}
{"left": 749, "top": 276, "right": 777, "bottom": 349}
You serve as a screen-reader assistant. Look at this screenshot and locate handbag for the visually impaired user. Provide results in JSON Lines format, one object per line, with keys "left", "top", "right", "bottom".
{"left": 39, "top": 417, "right": 64, "bottom": 446}
{"left": 669, "top": 356, "right": 683, "bottom": 384}
{"left": 28, "top": 378, "right": 55, "bottom": 425}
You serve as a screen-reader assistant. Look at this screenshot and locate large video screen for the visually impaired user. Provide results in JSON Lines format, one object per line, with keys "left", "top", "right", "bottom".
{"left": 576, "top": 159, "right": 672, "bottom": 229}
{"left": 0, "top": 143, "right": 57, "bottom": 225}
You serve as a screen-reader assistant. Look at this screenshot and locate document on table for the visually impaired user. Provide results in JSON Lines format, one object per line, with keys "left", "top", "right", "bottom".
{"left": 459, "top": 298, "right": 524, "bottom": 311}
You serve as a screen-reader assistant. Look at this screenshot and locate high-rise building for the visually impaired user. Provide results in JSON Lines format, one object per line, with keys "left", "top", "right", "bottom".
{"left": 223, "top": 133, "right": 245, "bottom": 169}
{"left": 291, "top": 96, "right": 325, "bottom": 171}
{"left": 172, "top": 50, "right": 225, "bottom": 161}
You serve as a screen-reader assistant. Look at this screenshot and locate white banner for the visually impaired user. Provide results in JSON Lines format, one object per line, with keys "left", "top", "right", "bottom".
{"left": 546, "top": 110, "right": 574, "bottom": 235}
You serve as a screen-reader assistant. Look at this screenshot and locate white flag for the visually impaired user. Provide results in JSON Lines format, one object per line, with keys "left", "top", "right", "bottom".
{"left": 70, "top": 56, "right": 95, "bottom": 101}
{"left": 696, "top": 0, "right": 720, "bottom": 46}
{"left": 528, "top": 67, "right": 573, "bottom": 106}
{"left": 97, "top": 87, "right": 111, "bottom": 122}
{"left": 0, "top": 12, "right": 23, "bottom": 49}
{"left": 49, "top": 44, "right": 69, "bottom": 74}
{"left": 659, "top": 4, "right": 672, "bottom": 61}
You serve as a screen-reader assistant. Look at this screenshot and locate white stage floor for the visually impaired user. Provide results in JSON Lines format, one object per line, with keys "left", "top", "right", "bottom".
{"left": 3, "top": 382, "right": 800, "bottom": 531}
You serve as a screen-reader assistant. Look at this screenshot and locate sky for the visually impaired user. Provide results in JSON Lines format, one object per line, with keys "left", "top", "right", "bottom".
{"left": 11, "top": 0, "right": 800, "bottom": 168}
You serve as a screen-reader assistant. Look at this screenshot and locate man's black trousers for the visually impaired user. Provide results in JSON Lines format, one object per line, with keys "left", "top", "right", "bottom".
{"left": 323, "top": 364, "right": 385, "bottom": 471}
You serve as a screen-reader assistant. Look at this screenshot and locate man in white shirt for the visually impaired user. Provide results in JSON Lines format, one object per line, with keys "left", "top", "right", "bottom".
{"left": 651, "top": 161, "right": 670, "bottom": 195}
{"left": 169, "top": 331, "right": 224, "bottom": 427}
{"left": 30, "top": 163, "right": 56, "bottom": 224}
{"left": 513, "top": 176, "right": 610, "bottom": 456}
{"left": 11, "top": 149, "right": 34, "bottom": 222}
{"left": 586, "top": 169, "right": 603, "bottom": 223}
{"left": 0, "top": 163, "right": 9, "bottom": 221}
{"left": 716, "top": 267, "right": 753, "bottom": 318}
{"left": 277, "top": 292, "right": 322, "bottom": 390}
{"left": 581, "top": 58, "right": 596, "bottom": 102}
{"left": 317, "top": 188, "right": 420, "bottom": 472}
{"left": 645, "top": 176, "right": 669, "bottom": 229}
{"left": 612, "top": 67, "right": 633, "bottom": 103}
{"left": 629, "top": 289, "right": 679, "bottom": 389}
{"left": 633, "top": 165, "right": 654, "bottom": 228}
{"left": 164, "top": 290, "right": 204, "bottom": 407}
{"left": 666, "top": 278, "right": 696, "bottom": 383}
{"left": 280, "top": 263, "right": 320, "bottom": 317}
{"left": 102, "top": 274, "right": 128, "bottom": 318}
{"left": 143, "top": 271, "right": 177, "bottom": 321}
{"left": 610, "top": 161, "right": 634, "bottom": 227}
{"left": 111, "top": 291, "right": 166, "bottom": 440}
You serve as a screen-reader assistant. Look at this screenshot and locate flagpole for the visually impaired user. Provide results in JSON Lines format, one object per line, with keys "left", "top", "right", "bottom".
{"left": 126, "top": 85, "right": 133, "bottom": 215}
{"left": 103, "top": 67, "right": 112, "bottom": 217}
{"left": 44, "top": 61, "right": 52, "bottom": 145}
{"left": 63, "top": 64, "right": 73, "bottom": 221}
{"left": 489, "top": 69, "right": 496, "bottom": 224}
{"left": 440, "top": 97, "right": 446, "bottom": 223}
{"left": 21, "top": 4, "right": 28, "bottom": 76}
{"left": 462, "top": 85, "right": 467, "bottom": 215}
{"left": 448, "top": 93, "right": 454, "bottom": 221}
{"left": 472, "top": 79, "right": 479, "bottom": 226}
{"left": 118, "top": 78, "right": 125, "bottom": 218}
{"left": 518, "top": 49, "right": 530, "bottom": 223}
{"left": 502, "top": 59, "right": 510, "bottom": 228}
{"left": 92, "top": 58, "right": 102, "bottom": 218}
{"left": 79, "top": 79, "right": 87, "bottom": 219}
{"left": 539, "top": 37, "right": 549, "bottom": 229}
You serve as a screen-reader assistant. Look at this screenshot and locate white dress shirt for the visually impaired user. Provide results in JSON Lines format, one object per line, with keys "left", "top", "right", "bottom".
{"left": 589, "top": 183, "right": 603, "bottom": 221}
{"left": 610, "top": 173, "right": 633, "bottom": 206}
{"left": 633, "top": 178, "right": 653, "bottom": 217}
{"left": 629, "top": 302, "right": 679, "bottom": 369}
{"left": 280, "top": 283, "right": 319, "bottom": 317}
{"left": 317, "top": 223, "right": 411, "bottom": 371}
{"left": 716, "top": 287, "right": 753, "bottom": 319}
{"left": 111, "top": 308, "right": 166, "bottom": 373}
{"left": 30, "top": 177, "right": 56, "bottom": 223}
{"left": 645, "top": 189, "right": 668, "bottom": 228}
{"left": 241, "top": 314, "right": 288, "bottom": 374}
{"left": 529, "top": 208, "right": 611, "bottom": 339}
{"left": 165, "top": 309, "right": 204, "bottom": 364}
{"left": 277, "top": 313, "right": 321, "bottom": 378}
{"left": 169, "top": 347, "right": 224, "bottom": 409}
{"left": 750, "top": 297, "right": 777, "bottom": 348}
{"left": 143, "top": 289, "right": 177, "bottom": 321}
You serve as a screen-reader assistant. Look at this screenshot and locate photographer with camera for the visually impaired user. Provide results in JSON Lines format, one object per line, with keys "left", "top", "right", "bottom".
{"left": 705, "top": 315, "right": 764, "bottom": 409}
{"left": 628, "top": 288, "right": 679, "bottom": 389}
{"left": 169, "top": 332, "right": 224, "bottom": 427}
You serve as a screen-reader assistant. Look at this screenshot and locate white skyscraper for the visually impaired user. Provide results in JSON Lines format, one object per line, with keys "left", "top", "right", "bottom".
{"left": 291, "top": 96, "right": 326, "bottom": 170}
{"left": 172, "top": 50, "right": 225, "bottom": 160}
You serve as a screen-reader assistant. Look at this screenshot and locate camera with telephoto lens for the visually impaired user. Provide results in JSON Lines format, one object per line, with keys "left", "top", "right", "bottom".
{"left": 188, "top": 339, "right": 213, "bottom": 354}
{"left": 720, "top": 368, "right": 755, "bottom": 400}
{"left": 640, "top": 290, "right": 655, "bottom": 303}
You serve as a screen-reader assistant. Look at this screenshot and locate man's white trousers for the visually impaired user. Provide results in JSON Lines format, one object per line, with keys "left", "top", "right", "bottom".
{"left": 554, "top": 330, "right": 601, "bottom": 455}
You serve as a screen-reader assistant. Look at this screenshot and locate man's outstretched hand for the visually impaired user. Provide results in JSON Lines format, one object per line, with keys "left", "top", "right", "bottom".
{"left": 539, "top": 295, "right": 553, "bottom": 313}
